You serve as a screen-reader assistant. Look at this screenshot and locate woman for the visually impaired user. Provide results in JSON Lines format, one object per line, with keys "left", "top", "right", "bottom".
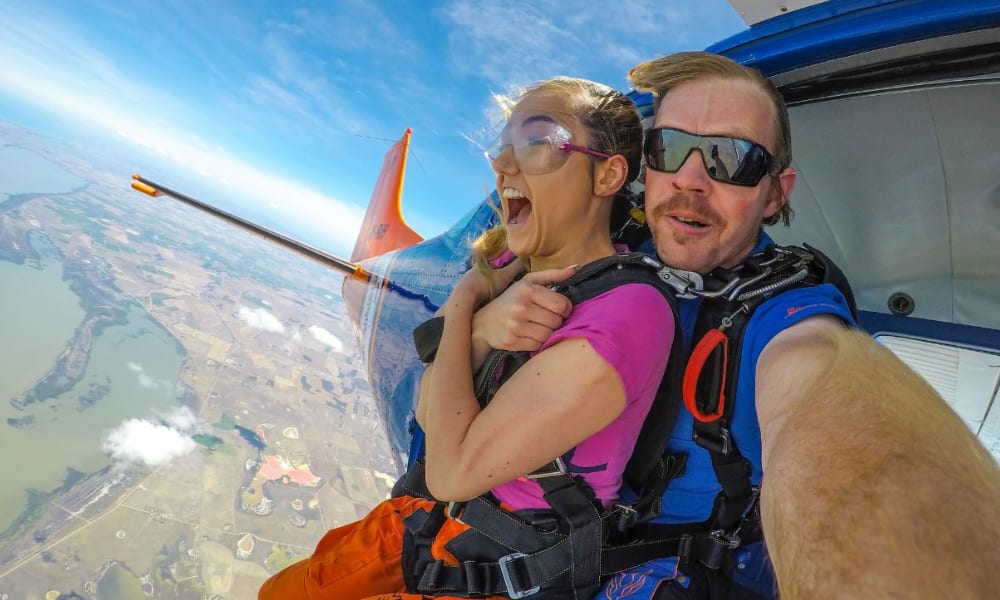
{"left": 259, "top": 77, "right": 676, "bottom": 600}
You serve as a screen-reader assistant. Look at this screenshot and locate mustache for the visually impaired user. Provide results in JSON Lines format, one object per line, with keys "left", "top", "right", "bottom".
{"left": 649, "top": 195, "right": 723, "bottom": 227}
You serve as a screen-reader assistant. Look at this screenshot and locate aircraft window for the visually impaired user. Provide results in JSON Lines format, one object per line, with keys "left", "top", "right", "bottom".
{"left": 877, "top": 335, "right": 1000, "bottom": 462}
{"left": 0, "top": 139, "right": 392, "bottom": 596}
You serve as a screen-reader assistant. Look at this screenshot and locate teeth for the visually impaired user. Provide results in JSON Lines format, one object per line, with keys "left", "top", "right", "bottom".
{"left": 502, "top": 187, "right": 527, "bottom": 200}
{"left": 676, "top": 216, "right": 703, "bottom": 225}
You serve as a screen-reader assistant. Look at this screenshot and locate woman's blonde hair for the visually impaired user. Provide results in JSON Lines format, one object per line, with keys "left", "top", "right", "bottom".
{"left": 471, "top": 77, "right": 643, "bottom": 297}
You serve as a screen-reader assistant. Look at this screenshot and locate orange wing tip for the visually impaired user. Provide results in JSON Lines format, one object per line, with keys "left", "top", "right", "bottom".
{"left": 131, "top": 181, "right": 160, "bottom": 197}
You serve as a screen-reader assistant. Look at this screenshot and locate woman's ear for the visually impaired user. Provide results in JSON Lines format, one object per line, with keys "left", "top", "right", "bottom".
{"left": 593, "top": 154, "right": 629, "bottom": 197}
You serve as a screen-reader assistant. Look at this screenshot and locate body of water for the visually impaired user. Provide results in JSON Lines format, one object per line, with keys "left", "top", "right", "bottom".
{"left": 0, "top": 144, "right": 85, "bottom": 200}
{"left": 0, "top": 252, "right": 188, "bottom": 536}
{"left": 0, "top": 148, "right": 187, "bottom": 537}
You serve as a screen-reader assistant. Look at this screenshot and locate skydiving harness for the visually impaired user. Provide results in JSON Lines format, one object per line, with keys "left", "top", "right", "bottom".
{"left": 402, "top": 251, "right": 688, "bottom": 599}
{"left": 402, "top": 244, "right": 857, "bottom": 597}
{"left": 625, "top": 242, "right": 858, "bottom": 574}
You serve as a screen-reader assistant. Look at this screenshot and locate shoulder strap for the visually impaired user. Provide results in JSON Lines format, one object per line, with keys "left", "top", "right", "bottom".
{"left": 804, "top": 242, "right": 858, "bottom": 320}
{"left": 679, "top": 243, "right": 856, "bottom": 567}
{"left": 551, "top": 253, "right": 690, "bottom": 523}
{"left": 482, "top": 253, "right": 685, "bottom": 485}
{"left": 410, "top": 253, "right": 688, "bottom": 514}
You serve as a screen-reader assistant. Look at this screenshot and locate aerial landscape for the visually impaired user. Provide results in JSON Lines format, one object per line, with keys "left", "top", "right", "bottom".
{"left": 0, "top": 122, "right": 397, "bottom": 598}
{"left": 2, "top": 2, "right": 999, "bottom": 598}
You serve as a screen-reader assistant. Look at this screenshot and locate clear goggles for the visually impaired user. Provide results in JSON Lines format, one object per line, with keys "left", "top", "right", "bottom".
{"left": 485, "top": 118, "right": 611, "bottom": 175}
{"left": 644, "top": 127, "right": 781, "bottom": 187}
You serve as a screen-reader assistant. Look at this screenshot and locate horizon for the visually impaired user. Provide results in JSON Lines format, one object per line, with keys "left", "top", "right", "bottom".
{"left": 0, "top": 0, "right": 746, "bottom": 256}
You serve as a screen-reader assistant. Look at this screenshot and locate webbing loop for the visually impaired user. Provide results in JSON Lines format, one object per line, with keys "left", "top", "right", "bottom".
{"left": 684, "top": 328, "right": 728, "bottom": 423}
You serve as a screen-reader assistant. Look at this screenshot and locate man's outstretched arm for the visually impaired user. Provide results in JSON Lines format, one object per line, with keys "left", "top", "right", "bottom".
{"left": 756, "top": 317, "right": 1000, "bottom": 598}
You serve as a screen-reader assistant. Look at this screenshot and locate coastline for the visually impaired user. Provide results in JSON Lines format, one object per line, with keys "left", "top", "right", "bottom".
{"left": 8, "top": 257, "right": 128, "bottom": 412}
{"left": 0, "top": 467, "right": 88, "bottom": 548}
{"left": 0, "top": 205, "right": 193, "bottom": 556}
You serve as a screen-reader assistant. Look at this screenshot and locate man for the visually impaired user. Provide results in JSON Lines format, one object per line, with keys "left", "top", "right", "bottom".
{"left": 469, "top": 52, "right": 1000, "bottom": 598}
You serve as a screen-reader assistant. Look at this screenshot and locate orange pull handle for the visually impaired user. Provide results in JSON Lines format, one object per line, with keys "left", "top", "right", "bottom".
{"left": 683, "top": 328, "right": 728, "bottom": 423}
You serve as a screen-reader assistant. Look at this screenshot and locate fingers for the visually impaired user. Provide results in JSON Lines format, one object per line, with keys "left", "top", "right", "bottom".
{"left": 507, "top": 322, "right": 559, "bottom": 351}
{"left": 492, "top": 259, "right": 527, "bottom": 292}
{"left": 534, "top": 284, "right": 574, "bottom": 318}
{"left": 520, "top": 265, "right": 578, "bottom": 288}
{"left": 513, "top": 267, "right": 576, "bottom": 318}
{"left": 487, "top": 306, "right": 563, "bottom": 349}
{"left": 472, "top": 271, "right": 573, "bottom": 352}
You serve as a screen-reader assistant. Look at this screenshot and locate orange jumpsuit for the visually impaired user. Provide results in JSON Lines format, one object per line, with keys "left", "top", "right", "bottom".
{"left": 258, "top": 496, "right": 506, "bottom": 600}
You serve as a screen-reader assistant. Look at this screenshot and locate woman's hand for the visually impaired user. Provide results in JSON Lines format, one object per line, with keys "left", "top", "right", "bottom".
{"left": 471, "top": 265, "right": 576, "bottom": 356}
{"left": 450, "top": 259, "right": 527, "bottom": 308}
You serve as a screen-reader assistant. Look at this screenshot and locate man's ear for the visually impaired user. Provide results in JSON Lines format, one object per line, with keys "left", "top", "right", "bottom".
{"left": 593, "top": 155, "right": 629, "bottom": 197}
{"left": 764, "top": 166, "right": 796, "bottom": 219}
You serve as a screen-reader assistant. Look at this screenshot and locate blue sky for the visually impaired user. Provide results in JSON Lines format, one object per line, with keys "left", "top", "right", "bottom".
{"left": 0, "top": 0, "right": 746, "bottom": 256}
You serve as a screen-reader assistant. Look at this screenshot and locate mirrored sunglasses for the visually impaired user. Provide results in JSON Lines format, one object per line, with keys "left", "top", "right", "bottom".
{"left": 644, "top": 127, "right": 780, "bottom": 187}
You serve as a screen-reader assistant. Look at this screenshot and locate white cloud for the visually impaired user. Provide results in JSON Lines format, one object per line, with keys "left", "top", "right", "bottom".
{"left": 126, "top": 361, "right": 184, "bottom": 395}
{"left": 102, "top": 406, "right": 202, "bottom": 468}
{"left": 238, "top": 305, "right": 286, "bottom": 333}
{"left": 137, "top": 373, "right": 157, "bottom": 389}
{"left": 164, "top": 405, "right": 203, "bottom": 432}
{"left": 440, "top": 0, "right": 726, "bottom": 91}
{"left": 308, "top": 325, "right": 344, "bottom": 353}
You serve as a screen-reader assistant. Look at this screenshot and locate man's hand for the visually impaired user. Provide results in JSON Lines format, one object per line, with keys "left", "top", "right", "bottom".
{"left": 469, "top": 265, "right": 576, "bottom": 368}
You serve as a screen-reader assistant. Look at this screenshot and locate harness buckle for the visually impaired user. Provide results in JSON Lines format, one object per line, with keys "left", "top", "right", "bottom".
{"left": 498, "top": 552, "right": 541, "bottom": 599}
{"left": 613, "top": 503, "right": 639, "bottom": 532}
{"left": 657, "top": 267, "right": 703, "bottom": 298}
{"left": 446, "top": 501, "right": 466, "bottom": 524}
{"left": 525, "top": 456, "right": 567, "bottom": 479}
{"left": 700, "top": 529, "right": 742, "bottom": 570}
{"left": 709, "top": 528, "right": 742, "bottom": 549}
{"left": 693, "top": 427, "right": 732, "bottom": 456}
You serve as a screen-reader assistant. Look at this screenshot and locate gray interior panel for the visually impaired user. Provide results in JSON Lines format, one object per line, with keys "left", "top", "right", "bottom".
{"left": 769, "top": 79, "right": 1000, "bottom": 331}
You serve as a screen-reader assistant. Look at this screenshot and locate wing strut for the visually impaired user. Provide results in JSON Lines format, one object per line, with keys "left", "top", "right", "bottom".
{"left": 130, "top": 174, "right": 374, "bottom": 283}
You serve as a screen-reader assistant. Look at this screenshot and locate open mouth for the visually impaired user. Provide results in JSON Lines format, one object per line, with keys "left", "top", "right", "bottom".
{"left": 671, "top": 215, "right": 709, "bottom": 229}
{"left": 504, "top": 187, "right": 531, "bottom": 225}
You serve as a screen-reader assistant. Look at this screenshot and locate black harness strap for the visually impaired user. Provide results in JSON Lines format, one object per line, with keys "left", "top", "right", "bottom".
{"left": 405, "top": 252, "right": 688, "bottom": 598}
{"left": 678, "top": 243, "right": 858, "bottom": 568}
{"left": 405, "top": 244, "right": 859, "bottom": 590}
{"left": 473, "top": 252, "right": 685, "bottom": 484}
{"left": 402, "top": 502, "right": 449, "bottom": 592}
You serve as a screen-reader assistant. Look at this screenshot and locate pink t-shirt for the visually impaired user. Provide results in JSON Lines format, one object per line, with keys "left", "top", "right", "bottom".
{"left": 490, "top": 282, "right": 675, "bottom": 510}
